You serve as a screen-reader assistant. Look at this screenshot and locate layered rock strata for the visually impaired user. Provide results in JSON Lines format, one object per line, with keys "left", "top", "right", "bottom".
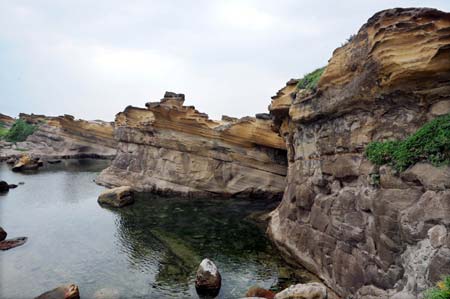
{"left": 96, "top": 92, "right": 287, "bottom": 198}
{"left": 268, "top": 8, "right": 450, "bottom": 299}
{"left": 0, "top": 114, "right": 116, "bottom": 160}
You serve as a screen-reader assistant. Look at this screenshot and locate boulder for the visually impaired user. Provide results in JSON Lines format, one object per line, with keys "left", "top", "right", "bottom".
{"left": 0, "top": 227, "right": 7, "bottom": 241}
{"left": 0, "top": 236, "right": 28, "bottom": 250}
{"left": 97, "top": 186, "right": 134, "bottom": 208}
{"left": 0, "top": 180, "right": 9, "bottom": 192}
{"left": 12, "top": 155, "right": 43, "bottom": 172}
{"left": 35, "top": 284, "right": 80, "bottom": 299}
{"left": 274, "top": 283, "right": 327, "bottom": 299}
{"left": 245, "top": 286, "right": 275, "bottom": 299}
{"left": 195, "top": 258, "right": 222, "bottom": 298}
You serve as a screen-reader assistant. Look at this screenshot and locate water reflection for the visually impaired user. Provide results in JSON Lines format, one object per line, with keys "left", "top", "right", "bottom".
{"left": 0, "top": 160, "right": 313, "bottom": 299}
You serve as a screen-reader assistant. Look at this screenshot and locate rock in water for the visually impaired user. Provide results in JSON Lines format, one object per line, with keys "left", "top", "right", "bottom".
{"left": 6, "top": 157, "right": 16, "bottom": 164}
{"left": 34, "top": 284, "right": 80, "bottom": 299}
{"left": 12, "top": 155, "right": 43, "bottom": 172}
{"left": 274, "top": 283, "right": 327, "bottom": 299}
{"left": 246, "top": 286, "right": 275, "bottom": 299}
{"left": 47, "top": 159, "right": 62, "bottom": 164}
{"left": 0, "top": 227, "right": 7, "bottom": 241}
{"left": 195, "top": 258, "right": 222, "bottom": 298}
{"left": 0, "top": 181, "right": 9, "bottom": 192}
{"left": 0, "top": 237, "right": 28, "bottom": 250}
{"left": 97, "top": 186, "right": 134, "bottom": 208}
{"left": 8, "top": 184, "right": 18, "bottom": 189}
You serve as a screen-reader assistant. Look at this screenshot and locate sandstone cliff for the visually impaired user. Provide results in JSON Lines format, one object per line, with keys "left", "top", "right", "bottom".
{"left": 268, "top": 8, "right": 450, "bottom": 299}
{"left": 96, "top": 92, "right": 287, "bottom": 198}
{"left": 0, "top": 114, "right": 116, "bottom": 160}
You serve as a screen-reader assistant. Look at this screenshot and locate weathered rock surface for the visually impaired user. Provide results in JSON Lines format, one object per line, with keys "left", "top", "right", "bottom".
{"left": 274, "top": 283, "right": 327, "bottom": 299}
{"left": 35, "top": 284, "right": 80, "bottom": 299}
{"left": 96, "top": 92, "right": 287, "bottom": 198}
{"left": 195, "top": 258, "right": 222, "bottom": 297}
{"left": 0, "top": 113, "right": 116, "bottom": 161}
{"left": 97, "top": 186, "right": 134, "bottom": 208}
{"left": 268, "top": 8, "right": 450, "bottom": 299}
{"left": 0, "top": 236, "right": 28, "bottom": 250}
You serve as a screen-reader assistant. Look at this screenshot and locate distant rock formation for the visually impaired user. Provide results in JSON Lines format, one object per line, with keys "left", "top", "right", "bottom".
{"left": 96, "top": 92, "right": 287, "bottom": 198}
{"left": 0, "top": 113, "right": 116, "bottom": 160}
{"left": 268, "top": 8, "right": 450, "bottom": 299}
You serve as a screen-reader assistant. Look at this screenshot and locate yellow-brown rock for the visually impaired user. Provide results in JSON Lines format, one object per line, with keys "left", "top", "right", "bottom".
{"left": 0, "top": 114, "right": 117, "bottom": 159}
{"left": 268, "top": 8, "right": 450, "bottom": 299}
{"left": 97, "top": 92, "right": 287, "bottom": 198}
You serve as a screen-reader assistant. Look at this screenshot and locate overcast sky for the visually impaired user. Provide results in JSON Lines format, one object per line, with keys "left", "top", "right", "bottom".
{"left": 1, "top": 0, "right": 449, "bottom": 121}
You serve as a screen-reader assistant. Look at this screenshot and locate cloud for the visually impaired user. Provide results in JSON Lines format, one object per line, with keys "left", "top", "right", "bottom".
{"left": 1, "top": 0, "right": 449, "bottom": 121}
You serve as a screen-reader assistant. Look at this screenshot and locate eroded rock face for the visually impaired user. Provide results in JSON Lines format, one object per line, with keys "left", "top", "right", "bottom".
{"left": 268, "top": 8, "right": 450, "bottom": 299}
{"left": 96, "top": 92, "right": 287, "bottom": 198}
{"left": 0, "top": 114, "right": 116, "bottom": 161}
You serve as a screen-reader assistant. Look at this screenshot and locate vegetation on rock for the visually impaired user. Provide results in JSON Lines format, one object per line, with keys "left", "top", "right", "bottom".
{"left": 4, "top": 119, "right": 37, "bottom": 142}
{"left": 425, "top": 276, "right": 450, "bottom": 299}
{"left": 365, "top": 114, "right": 450, "bottom": 171}
{"left": 296, "top": 67, "right": 325, "bottom": 90}
{"left": 0, "top": 124, "right": 8, "bottom": 139}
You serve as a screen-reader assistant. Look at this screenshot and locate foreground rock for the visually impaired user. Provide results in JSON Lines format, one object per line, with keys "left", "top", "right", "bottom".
{"left": 0, "top": 113, "right": 117, "bottom": 161}
{"left": 245, "top": 286, "right": 275, "bottom": 299}
{"left": 0, "top": 180, "right": 9, "bottom": 192}
{"left": 268, "top": 8, "right": 450, "bottom": 299}
{"left": 274, "top": 283, "right": 327, "bottom": 299}
{"left": 12, "top": 155, "right": 43, "bottom": 171}
{"left": 0, "top": 227, "right": 6, "bottom": 241}
{"left": 195, "top": 258, "right": 222, "bottom": 297}
{"left": 96, "top": 92, "right": 287, "bottom": 199}
{"left": 0, "top": 236, "right": 27, "bottom": 250}
{"left": 35, "top": 284, "right": 80, "bottom": 299}
{"left": 97, "top": 186, "right": 134, "bottom": 208}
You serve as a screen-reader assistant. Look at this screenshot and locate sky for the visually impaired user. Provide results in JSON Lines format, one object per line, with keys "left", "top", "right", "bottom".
{"left": 1, "top": 1, "right": 450, "bottom": 121}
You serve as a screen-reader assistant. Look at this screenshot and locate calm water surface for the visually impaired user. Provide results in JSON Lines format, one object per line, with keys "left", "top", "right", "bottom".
{"left": 0, "top": 160, "right": 311, "bottom": 299}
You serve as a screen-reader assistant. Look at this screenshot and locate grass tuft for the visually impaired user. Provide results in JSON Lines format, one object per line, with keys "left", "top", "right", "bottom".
{"left": 424, "top": 276, "right": 450, "bottom": 299}
{"left": 296, "top": 67, "right": 326, "bottom": 91}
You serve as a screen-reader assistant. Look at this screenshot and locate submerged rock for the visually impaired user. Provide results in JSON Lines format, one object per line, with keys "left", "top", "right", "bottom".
{"left": 48, "top": 159, "right": 62, "bottom": 164}
{"left": 245, "top": 286, "right": 275, "bottom": 299}
{"left": 34, "top": 284, "right": 80, "bottom": 299}
{"left": 274, "top": 283, "right": 327, "bottom": 299}
{"left": 0, "top": 227, "right": 7, "bottom": 241}
{"left": 93, "top": 288, "right": 120, "bottom": 299}
{"left": 0, "top": 236, "right": 28, "bottom": 250}
{"left": 0, "top": 181, "right": 9, "bottom": 192}
{"left": 195, "top": 258, "right": 222, "bottom": 298}
{"left": 98, "top": 186, "right": 134, "bottom": 208}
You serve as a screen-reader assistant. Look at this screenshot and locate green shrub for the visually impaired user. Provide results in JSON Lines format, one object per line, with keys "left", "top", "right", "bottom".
{"left": 296, "top": 67, "right": 326, "bottom": 90}
{"left": 424, "top": 276, "right": 450, "bottom": 299}
{"left": 365, "top": 114, "right": 450, "bottom": 171}
{"left": 0, "top": 126, "right": 8, "bottom": 139}
{"left": 5, "top": 119, "right": 37, "bottom": 142}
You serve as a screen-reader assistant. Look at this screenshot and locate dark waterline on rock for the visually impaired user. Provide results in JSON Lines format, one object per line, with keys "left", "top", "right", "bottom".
{"left": 0, "top": 159, "right": 313, "bottom": 298}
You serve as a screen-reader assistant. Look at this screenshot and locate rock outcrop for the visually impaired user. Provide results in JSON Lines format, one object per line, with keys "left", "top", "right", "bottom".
{"left": 268, "top": 8, "right": 450, "bottom": 299}
{"left": 97, "top": 186, "right": 134, "bottom": 208}
{"left": 0, "top": 114, "right": 116, "bottom": 160}
{"left": 96, "top": 92, "right": 287, "bottom": 198}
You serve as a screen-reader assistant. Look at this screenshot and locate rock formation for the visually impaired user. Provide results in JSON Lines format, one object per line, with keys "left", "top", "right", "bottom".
{"left": 34, "top": 284, "right": 80, "bottom": 299}
{"left": 96, "top": 92, "right": 287, "bottom": 198}
{"left": 268, "top": 8, "right": 450, "bottom": 299}
{"left": 0, "top": 114, "right": 116, "bottom": 160}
